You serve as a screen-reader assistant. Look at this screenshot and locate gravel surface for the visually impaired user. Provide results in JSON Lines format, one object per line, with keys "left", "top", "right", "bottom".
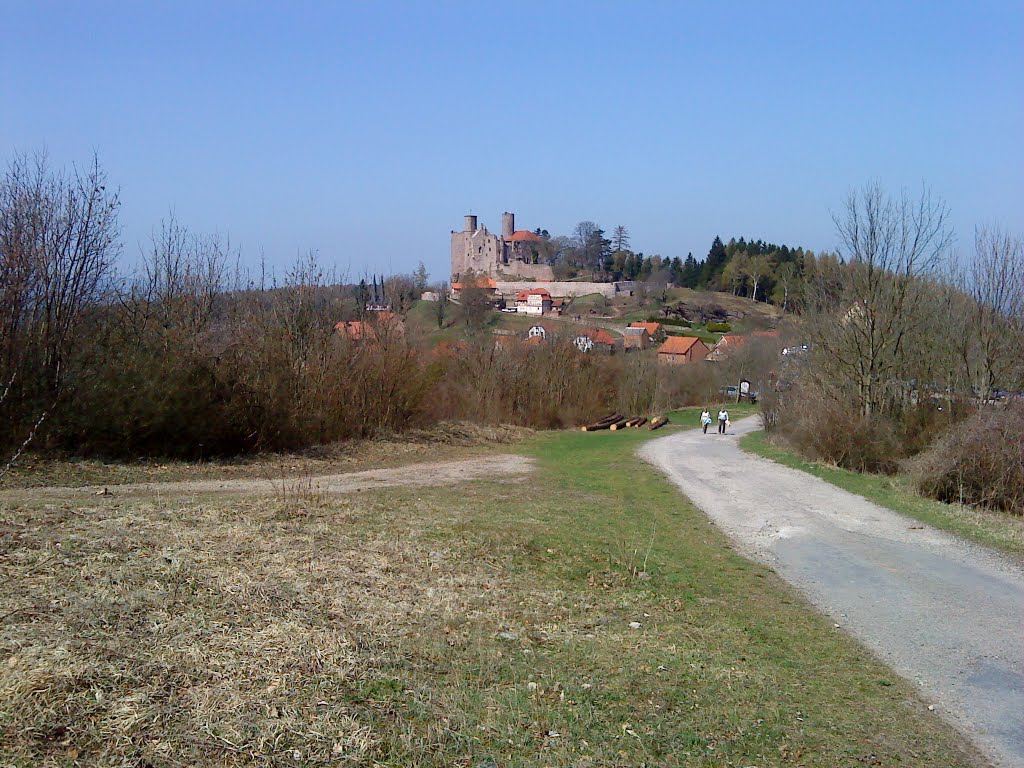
{"left": 641, "top": 415, "right": 1024, "bottom": 768}
{"left": 0, "top": 455, "right": 535, "bottom": 501}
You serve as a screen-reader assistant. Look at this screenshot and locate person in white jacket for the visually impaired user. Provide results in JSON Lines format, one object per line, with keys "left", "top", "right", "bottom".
{"left": 700, "top": 408, "right": 712, "bottom": 434}
{"left": 718, "top": 408, "right": 729, "bottom": 434}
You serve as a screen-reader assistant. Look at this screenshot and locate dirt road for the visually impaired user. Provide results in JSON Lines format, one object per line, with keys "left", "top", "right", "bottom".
{"left": 0, "top": 454, "right": 534, "bottom": 501}
{"left": 641, "top": 416, "right": 1024, "bottom": 768}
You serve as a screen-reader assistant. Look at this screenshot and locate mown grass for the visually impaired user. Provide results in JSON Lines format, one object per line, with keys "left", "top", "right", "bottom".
{"left": 741, "top": 429, "right": 1024, "bottom": 559}
{"left": 0, "top": 411, "right": 981, "bottom": 767}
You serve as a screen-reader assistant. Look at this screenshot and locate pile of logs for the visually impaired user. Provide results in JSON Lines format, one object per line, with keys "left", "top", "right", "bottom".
{"left": 581, "top": 413, "right": 669, "bottom": 432}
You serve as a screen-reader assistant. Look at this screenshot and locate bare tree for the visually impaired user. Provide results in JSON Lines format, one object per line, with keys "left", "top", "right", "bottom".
{"left": 803, "top": 183, "right": 953, "bottom": 416}
{"left": 0, "top": 151, "right": 120, "bottom": 454}
{"left": 433, "top": 281, "right": 450, "bottom": 328}
{"left": 953, "top": 226, "right": 1024, "bottom": 401}
{"left": 457, "top": 270, "right": 492, "bottom": 331}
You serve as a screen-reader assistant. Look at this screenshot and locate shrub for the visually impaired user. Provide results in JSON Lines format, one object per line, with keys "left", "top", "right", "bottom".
{"left": 909, "top": 403, "right": 1024, "bottom": 515}
{"left": 706, "top": 321, "right": 732, "bottom": 333}
{"left": 773, "top": 386, "right": 904, "bottom": 473}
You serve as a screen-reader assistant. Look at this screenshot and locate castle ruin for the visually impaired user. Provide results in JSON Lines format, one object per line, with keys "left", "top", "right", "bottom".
{"left": 450, "top": 212, "right": 555, "bottom": 281}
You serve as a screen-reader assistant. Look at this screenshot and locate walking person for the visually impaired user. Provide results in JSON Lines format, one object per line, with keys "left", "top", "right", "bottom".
{"left": 718, "top": 407, "right": 729, "bottom": 434}
{"left": 701, "top": 407, "right": 712, "bottom": 434}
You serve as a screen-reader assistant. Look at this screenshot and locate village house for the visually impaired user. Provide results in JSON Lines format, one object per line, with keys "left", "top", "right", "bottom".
{"left": 526, "top": 323, "right": 556, "bottom": 342}
{"left": 706, "top": 330, "right": 781, "bottom": 361}
{"left": 573, "top": 328, "right": 618, "bottom": 354}
{"left": 628, "top": 321, "right": 666, "bottom": 342}
{"left": 514, "top": 288, "right": 554, "bottom": 316}
{"left": 450, "top": 276, "right": 499, "bottom": 300}
{"left": 335, "top": 312, "right": 404, "bottom": 342}
{"left": 622, "top": 326, "right": 650, "bottom": 351}
{"left": 658, "top": 335, "right": 709, "bottom": 365}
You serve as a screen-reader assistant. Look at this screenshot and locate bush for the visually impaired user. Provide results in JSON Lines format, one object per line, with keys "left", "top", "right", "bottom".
{"left": 706, "top": 322, "right": 732, "bottom": 333}
{"left": 910, "top": 403, "right": 1024, "bottom": 515}
{"left": 773, "top": 387, "right": 904, "bottom": 473}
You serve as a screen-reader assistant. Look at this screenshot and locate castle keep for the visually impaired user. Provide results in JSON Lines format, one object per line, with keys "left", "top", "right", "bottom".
{"left": 450, "top": 212, "right": 554, "bottom": 281}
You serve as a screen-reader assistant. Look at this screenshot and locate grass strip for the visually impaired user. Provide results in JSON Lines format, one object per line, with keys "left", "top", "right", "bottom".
{"left": 741, "top": 429, "right": 1024, "bottom": 559}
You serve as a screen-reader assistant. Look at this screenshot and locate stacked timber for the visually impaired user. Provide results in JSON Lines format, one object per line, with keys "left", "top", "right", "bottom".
{"left": 632, "top": 417, "right": 648, "bottom": 428}
{"left": 582, "top": 413, "right": 626, "bottom": 432}
{"left": 648, "top": 416, "right": 669, "bottom": 430}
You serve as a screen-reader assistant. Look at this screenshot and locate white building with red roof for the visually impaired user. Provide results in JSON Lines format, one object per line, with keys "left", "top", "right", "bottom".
{"left": 514, "top": 287, "right": 553, "bottom": 315}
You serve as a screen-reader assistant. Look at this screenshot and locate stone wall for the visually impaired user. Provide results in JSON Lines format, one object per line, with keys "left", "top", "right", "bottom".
{"left": 496, "top": 262, "right": 555, "bottom": 281}
{"left": 494, "top": 280, "right": 635, "bottom": 299}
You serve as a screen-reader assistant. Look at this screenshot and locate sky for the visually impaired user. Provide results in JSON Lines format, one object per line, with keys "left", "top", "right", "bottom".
{"left": 2, "top": 1, "right": 1022, "bottom": 282}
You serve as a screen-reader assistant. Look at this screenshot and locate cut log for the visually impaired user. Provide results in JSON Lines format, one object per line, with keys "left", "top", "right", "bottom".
{"left": 596, "top": 412, "right": 623, "bottom": 425}
{"left": 632, "top": 417, "right": 648, "bottom": 428}
{"left": 648, "top": 416, "right": 669, "bottom": 430}
{"left": 624, "top": 417, "right": 642, "bottom": 427}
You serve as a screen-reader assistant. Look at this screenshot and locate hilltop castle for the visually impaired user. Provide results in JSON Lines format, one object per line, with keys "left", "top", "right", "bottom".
{"left": 450, "top": 212, "right": 554, "bottom": 281}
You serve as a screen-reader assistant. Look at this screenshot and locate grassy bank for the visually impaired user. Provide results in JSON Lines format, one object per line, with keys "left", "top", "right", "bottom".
{"left": 0, "top": 410, "right": 979, "bottom": 767}
{"left": 742, "top": 429, "right": 1024, "bottom": 559}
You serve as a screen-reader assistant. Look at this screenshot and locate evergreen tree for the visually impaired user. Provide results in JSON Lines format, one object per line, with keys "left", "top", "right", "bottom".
{"left": 612, "top": 225, "right": 631, "bottom": 253}
{"left": 670, "top": 256, "right": 684, "bottom": 285}
{"left": 681, "top": 252, "right": 701, "bottom": 288}
{"left": 413, "top": 261, "right": 429, "bottom": 293}
{"left": 700, "top": 236, "right": 728, "bottom": 287}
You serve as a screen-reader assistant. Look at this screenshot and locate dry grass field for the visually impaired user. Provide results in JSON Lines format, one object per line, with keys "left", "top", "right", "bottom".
{"left": 0, "top": 413, "right": 982, "bottom": 767}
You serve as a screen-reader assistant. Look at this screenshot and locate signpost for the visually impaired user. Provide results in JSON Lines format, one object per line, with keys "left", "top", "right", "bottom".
{"left": 738, "top": 379, "right": 750, "bottom": 403}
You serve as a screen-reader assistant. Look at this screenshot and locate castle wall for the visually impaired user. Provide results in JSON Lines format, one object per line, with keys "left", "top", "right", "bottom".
{"left": 496, "top": 262, "right": 555, "bottom": 281}
{"left": 495, "top": 280, "right": 635, "bottom": 299}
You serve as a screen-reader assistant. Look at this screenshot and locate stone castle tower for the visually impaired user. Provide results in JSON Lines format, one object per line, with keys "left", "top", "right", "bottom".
{"left": 450, "top": 211, "right": 554, "bottom": 281}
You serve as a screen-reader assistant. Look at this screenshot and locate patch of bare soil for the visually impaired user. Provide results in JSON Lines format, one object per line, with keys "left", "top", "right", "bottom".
{"left": 0, "top": 454, "right": 535, "bottom": 503}
{"left": 0, "top": 422, "right": 531, "bottom": 490}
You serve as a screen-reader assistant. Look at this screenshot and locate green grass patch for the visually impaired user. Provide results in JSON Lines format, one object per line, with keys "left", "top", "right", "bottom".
{"left": 741, "top": 429, "right": 1024, "bottom": 558}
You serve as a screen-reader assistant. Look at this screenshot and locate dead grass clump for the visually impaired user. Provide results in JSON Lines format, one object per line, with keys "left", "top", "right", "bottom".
{"left": 910, "top": 402, "right": 1024, "bottom": 514}
{"left": 395, "top": 421, "right": 531, "bottom": 446}
{"left": 0, "top": 484, "right": 568, "bottom": 766}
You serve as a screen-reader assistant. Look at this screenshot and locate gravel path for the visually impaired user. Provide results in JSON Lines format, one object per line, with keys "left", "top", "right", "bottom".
{"left": 0, "top": 455, "right": 534, "bottom": 501}
{"left": 640, "top": 415, "right": 1024, "bottom": 768}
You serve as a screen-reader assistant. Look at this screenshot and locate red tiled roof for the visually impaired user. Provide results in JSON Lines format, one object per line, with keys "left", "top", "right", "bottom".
{"left": 659, "top": 335, "right": 706, "bottom": 355}
{"left": 508, "top": 230, "right": 542, "bottom": 242}
{"left": 715, "top": 334, "right": 745, "bottom": 349}
{"left": 336, "top": 320, "right": 373, "bottom": 340}
{"left": 629, "top": 322, "right": 661, "bottom": 336}
{"left": 433, "top": 341, "right": 468, "bottom": 357}
{"left": 335, "top": 313, "right": 403, "bottom": 341}
{"left": 579, "top": 329, "right": 617, "bottom": 346}
{"left": 515, "top": 288, "right": 552, "bottom": 301}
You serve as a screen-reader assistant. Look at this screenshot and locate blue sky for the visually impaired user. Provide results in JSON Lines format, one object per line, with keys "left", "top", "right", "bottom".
{"left": 2, "top": 1, "right": 1021, "bottom": 282}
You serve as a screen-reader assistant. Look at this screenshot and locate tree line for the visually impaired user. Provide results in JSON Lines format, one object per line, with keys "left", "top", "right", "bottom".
{"left": 0, "top": 152, "right": 729, "bottom": 465}
{"left": 516, "top": 218, "right": 817, "bottom": 309}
